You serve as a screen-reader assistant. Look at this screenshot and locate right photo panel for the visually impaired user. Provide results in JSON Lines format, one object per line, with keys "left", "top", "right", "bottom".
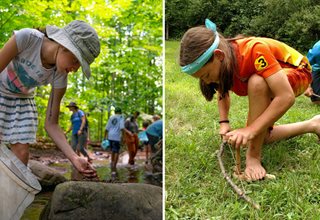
{"left": 165, "top": 0, "right": 320, "bottom": 218}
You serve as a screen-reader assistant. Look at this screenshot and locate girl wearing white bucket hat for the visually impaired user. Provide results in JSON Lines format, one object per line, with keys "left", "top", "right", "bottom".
{"left": 0, "top": 20, "right": 100, "bottom": 178}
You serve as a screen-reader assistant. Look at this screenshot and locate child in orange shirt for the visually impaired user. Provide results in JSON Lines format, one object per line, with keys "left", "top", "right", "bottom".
{"left": 180, "top": 19, "right": 319, "bottom": 181}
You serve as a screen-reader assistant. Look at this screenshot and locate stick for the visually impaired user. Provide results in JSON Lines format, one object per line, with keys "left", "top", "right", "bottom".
{"left": 312, "top": 93, "right": 320, "bottom": 99}
{"left": 235, "top": 147, "right": 241, "bottom": 175}
{"left": 217, "top": 142, "right": 260, "bottom": 210}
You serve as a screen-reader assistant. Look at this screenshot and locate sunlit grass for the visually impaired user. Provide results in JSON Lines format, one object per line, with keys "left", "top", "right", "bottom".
{"left": 165, "top": 41, "right": 320, "bottom": 219}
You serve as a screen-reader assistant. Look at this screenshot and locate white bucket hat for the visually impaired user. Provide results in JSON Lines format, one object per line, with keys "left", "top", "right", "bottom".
{"left": 46, "top": 20, "right": 100, "bottom": 79}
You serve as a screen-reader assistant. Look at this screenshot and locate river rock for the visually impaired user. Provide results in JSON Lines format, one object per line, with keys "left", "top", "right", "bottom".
{"left": 40, "top": 181, "right": 162, "bottom": 220}
{"left": 28, "top": 160, "right": 67, "bottom": 190}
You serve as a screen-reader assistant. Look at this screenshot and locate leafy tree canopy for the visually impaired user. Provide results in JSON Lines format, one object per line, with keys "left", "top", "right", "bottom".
{"left": 166, "top": 0, "right": 320, "bottom": 52}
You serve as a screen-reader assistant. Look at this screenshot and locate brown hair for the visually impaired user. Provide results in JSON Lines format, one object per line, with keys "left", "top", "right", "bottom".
{"left": 180, "top": 26, "right": 239, "bottom": 101}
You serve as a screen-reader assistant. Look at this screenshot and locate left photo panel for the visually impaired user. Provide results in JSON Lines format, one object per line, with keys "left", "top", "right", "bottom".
{"left": 0, "top": 0, "right": 163, "bottom": 219}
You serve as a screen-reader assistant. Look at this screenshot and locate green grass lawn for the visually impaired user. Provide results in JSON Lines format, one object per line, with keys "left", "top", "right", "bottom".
{"left": 165, "top": 40, "right": 320, "bottom": 219}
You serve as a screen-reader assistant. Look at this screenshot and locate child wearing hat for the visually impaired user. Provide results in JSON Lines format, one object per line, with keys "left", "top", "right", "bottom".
{"left": 0, "top": 20, "right": 100, "bottom": 177}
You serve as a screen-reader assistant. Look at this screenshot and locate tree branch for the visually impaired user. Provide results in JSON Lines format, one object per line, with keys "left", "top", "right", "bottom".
{"left": 217, "top": 141, "right": 260, "bottom": 210}
{"left": 0, "top": 9, "right": 18, "bottom": 30}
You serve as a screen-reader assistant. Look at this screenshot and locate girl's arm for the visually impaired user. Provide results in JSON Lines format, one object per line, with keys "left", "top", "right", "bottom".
{"left": 249, "top": 70, "right": 295, "bottom": 134}
{"left": 218, "top": 92, "right": 231, "bottom": 140}
{"left": 0, "top": 35, "right": 18, "bottom": 73}
{"left": 218, "top": 92, "right": 230, "bottom": 121}
{"left": 227, "top": 70, "right": 295, "bottom": 147}
{"left": 45, "top": 87, "right": 96, "bottom": 177}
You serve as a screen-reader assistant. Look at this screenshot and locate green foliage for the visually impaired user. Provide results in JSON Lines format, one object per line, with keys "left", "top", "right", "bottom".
{"left": 166, "top": 0, "right": 320, "bottom": 52}
{"left": 166, "top": 41, "right": 320, "bottom": 219}
{"left": 0, "top": 0, "right": 162, "bottom": 141}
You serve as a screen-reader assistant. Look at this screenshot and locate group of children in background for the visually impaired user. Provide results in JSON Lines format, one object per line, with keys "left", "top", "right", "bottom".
{"left": 65, "top": 104, "right": 162, "bottom": 181}
{"left": 102, "top": 109, "right": 162, "bottom": 180}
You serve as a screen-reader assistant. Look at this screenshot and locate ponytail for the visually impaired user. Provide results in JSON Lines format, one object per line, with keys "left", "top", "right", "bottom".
{"left": 199, "top": 80, "right": 218, "bottom": 101}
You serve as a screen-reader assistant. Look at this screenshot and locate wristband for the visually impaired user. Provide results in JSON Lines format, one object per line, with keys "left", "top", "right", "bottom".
{"left": 219, "top": 120, "right": 229, "bottom": 124}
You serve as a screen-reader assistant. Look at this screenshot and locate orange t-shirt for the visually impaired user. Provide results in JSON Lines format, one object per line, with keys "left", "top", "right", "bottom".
{"left": 231, "top": 37, "right": 311, "bottom": 96}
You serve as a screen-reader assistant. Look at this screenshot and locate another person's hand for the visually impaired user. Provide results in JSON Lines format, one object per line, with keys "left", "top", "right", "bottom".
{"left": 225, "top": 127, "right": 255, "bottom": 149}
{"left": 77, "top": 130, "right": 82, "bottom": 135}
{"left": 304, "top": 86, "right": 313, "bottom": 97}
{"left": 72, "top": 156, "right": 97, "bottom": 178}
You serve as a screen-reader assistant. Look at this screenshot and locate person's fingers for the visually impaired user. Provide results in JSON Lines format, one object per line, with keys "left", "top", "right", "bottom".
{"left": 235, "top": 136, "right": 243, "bottom": 149}
{"left": 81, "top": 167, "right": 97, "bottom": 178}
{"left": 242, "top": 137, "right": 248, "bottom": 147}
{"left": 81, "top": 169, "right": 95, "bottom": 174}
{"left": 228, "top": 133, "right": 240, "bottom": 143}
{"left": 222, "top": 135, "right": 228, "bottom": 141}
{"left": 85, "top": 161, "right": 95, "bottom": 169}
{"left": 228, "top": 134, "right": 236, "bottom": 147}
{"left": 219, "top": 132, "right": 227, "bottom": 140}
{"left": 82, "top": 172, "right": 97, "bottom": 178}
{"left": 76, "top": 158, "right": 96, "bottom": 173}
{"left": 225, "top": 131, "right": 233, "bottom": 138}
{"left": 219, "top": 131, "right": 225, "bottom": 136}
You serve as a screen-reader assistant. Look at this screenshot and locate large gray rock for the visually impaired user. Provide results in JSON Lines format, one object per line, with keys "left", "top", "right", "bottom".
{"left": 40, "top": 181, "right": 162, "bottom": 220}
{"left": 28, "top": 160, "right": 67, "bottom": 190}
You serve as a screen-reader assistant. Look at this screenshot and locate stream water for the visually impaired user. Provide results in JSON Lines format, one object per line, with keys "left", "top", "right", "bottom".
{"left": 21, "top": 149, "right": 159, "bottom": 219}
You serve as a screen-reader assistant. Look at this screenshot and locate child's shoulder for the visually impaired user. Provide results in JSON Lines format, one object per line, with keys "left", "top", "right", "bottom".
{"left": 14, "top": 28, "right": 44, "bottom": 49}
{"left": 14, "top": 28, "right": 43, "bottom": 38}
{"left": 235, "top": 37, "right": 269, "bottom": 47}
{"left": 235, "top": 37, "right": 282, "bottom": 56}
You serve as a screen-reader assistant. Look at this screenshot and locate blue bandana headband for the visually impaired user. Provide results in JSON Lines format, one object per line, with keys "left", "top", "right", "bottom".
{"left": 181, "top": 19, "right": 220, "bottom": 75}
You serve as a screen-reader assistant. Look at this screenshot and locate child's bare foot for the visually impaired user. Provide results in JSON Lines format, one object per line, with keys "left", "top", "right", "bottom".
{"left": 244, "top": 157, "right": 266, "bottom": 181}
{"left": 310, "top": 115, "right": 320, "bottom": 139}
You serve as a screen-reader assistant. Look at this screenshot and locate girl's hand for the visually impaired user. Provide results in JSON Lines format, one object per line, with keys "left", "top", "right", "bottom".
{"left": 219, "top": 123, "right": 231, "bottom": 141}
{"left": 226, "top": 127, "right": 255, "bottom": 149}
{"left": 72, "top": 156, "right": 97, "bottom": 178}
